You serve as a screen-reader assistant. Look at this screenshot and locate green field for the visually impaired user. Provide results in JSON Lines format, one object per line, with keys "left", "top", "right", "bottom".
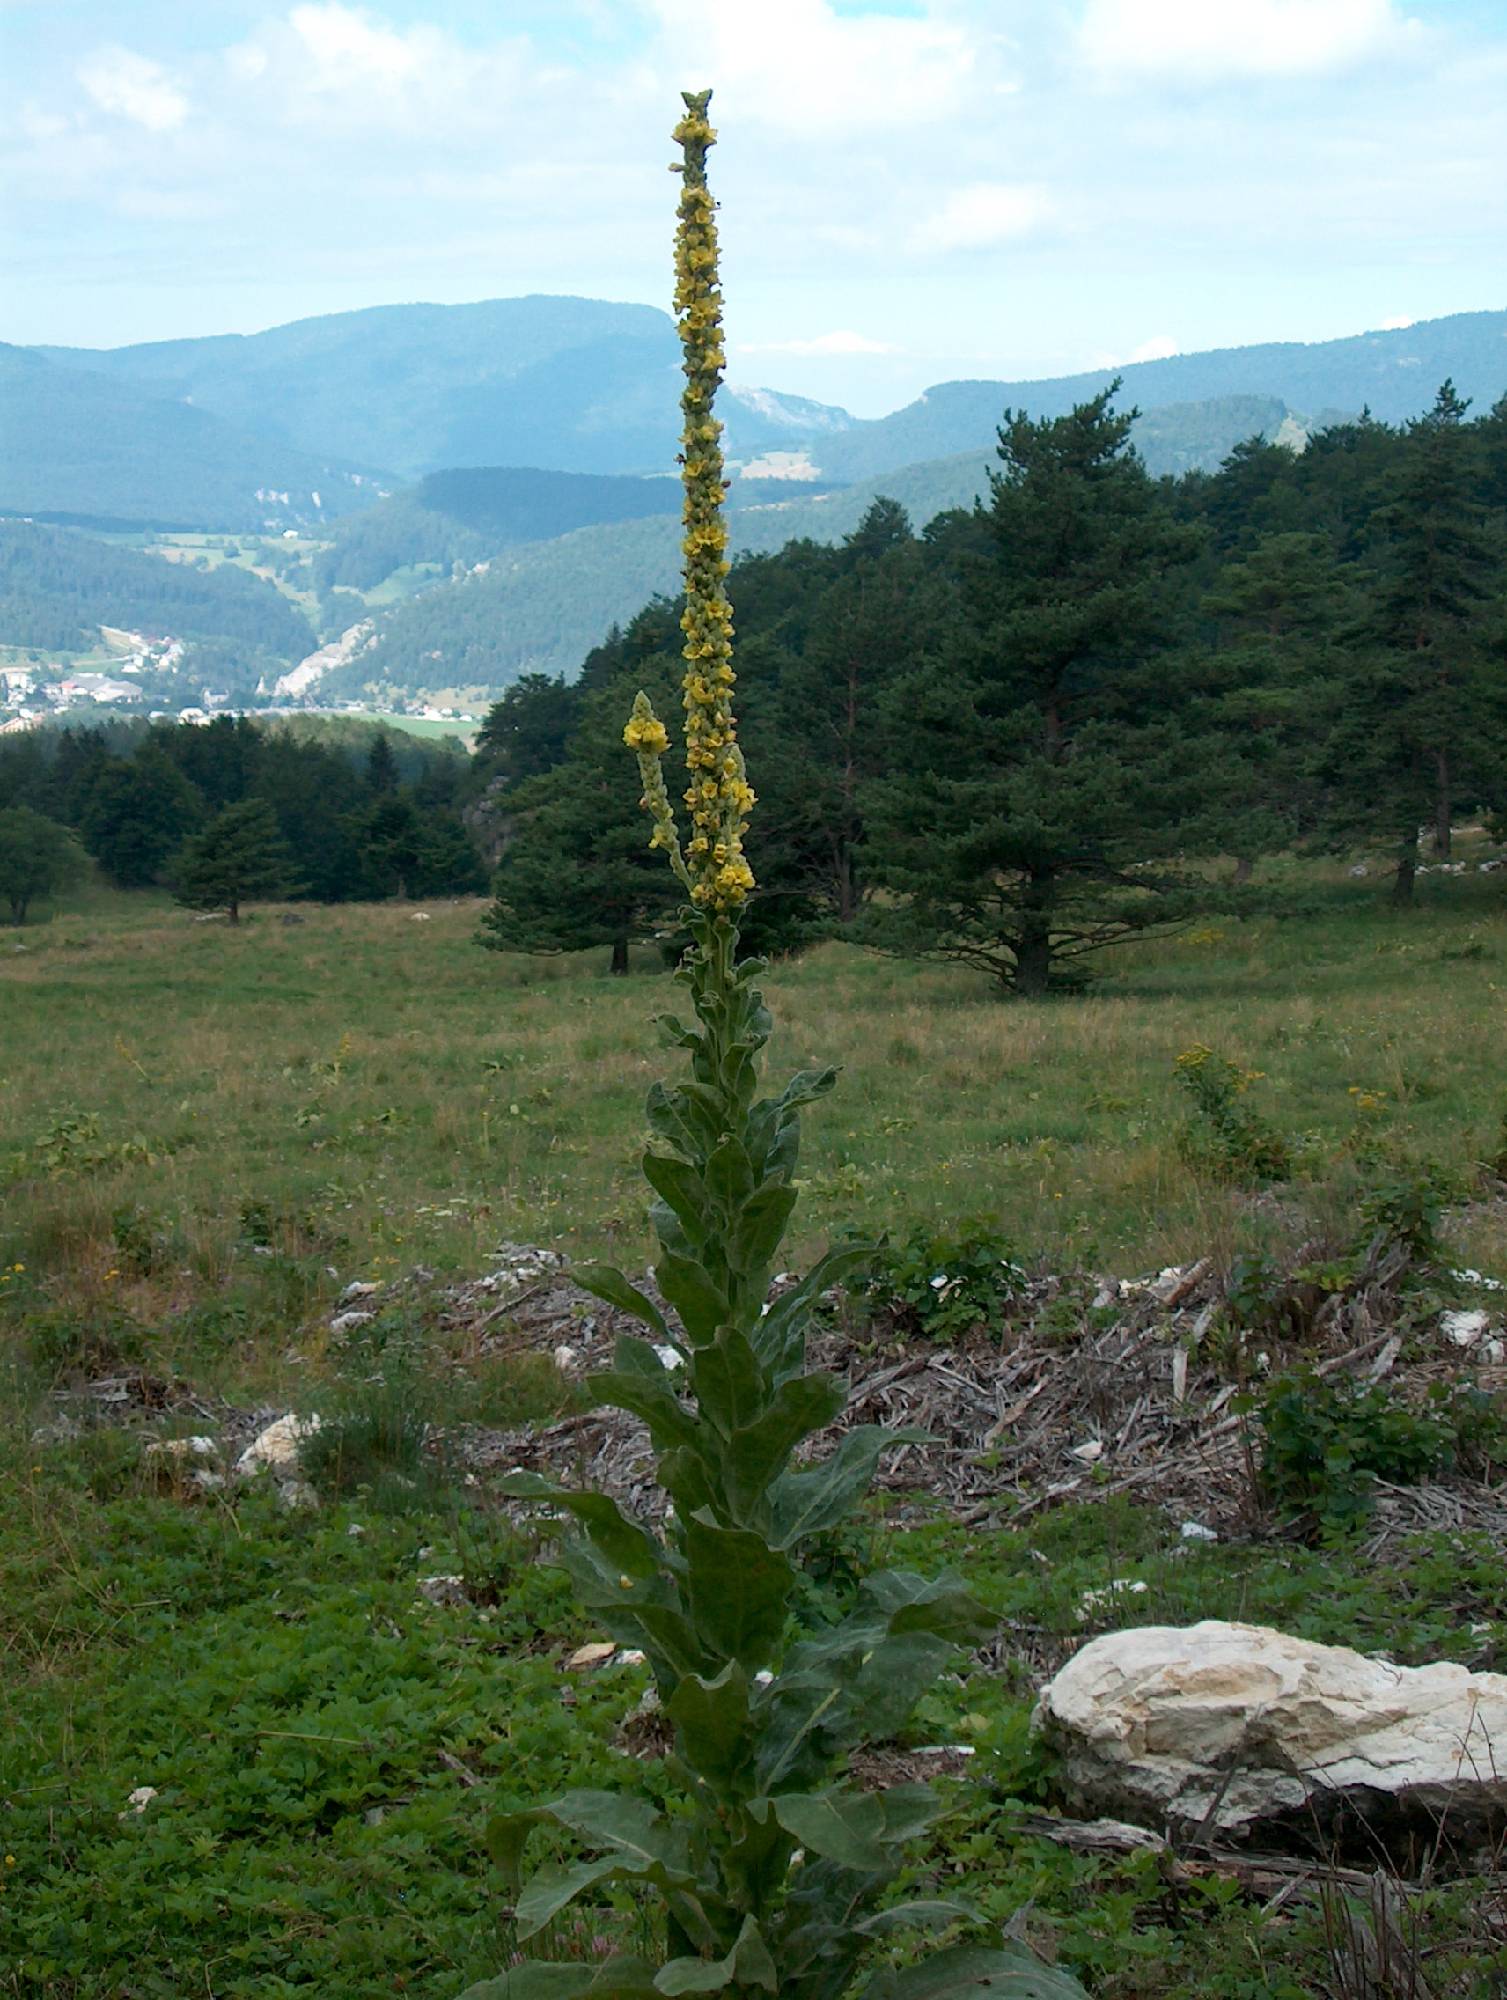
{"left": 3, "top": 877, "right": 1506, "bottom": 1997}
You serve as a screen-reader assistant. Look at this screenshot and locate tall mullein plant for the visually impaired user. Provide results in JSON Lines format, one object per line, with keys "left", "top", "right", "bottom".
{"left": 463, "top": 92, "right": 1084, "bottom": 2000}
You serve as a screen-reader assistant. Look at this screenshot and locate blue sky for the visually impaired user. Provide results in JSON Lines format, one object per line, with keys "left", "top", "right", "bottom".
{"left": 2, "top": 0, "right": 1503, "bottom": 416}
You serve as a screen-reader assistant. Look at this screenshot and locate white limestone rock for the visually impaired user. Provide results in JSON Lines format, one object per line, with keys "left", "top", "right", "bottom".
{"left": 1035, "top": 1620, "right": 1507, "bottom": 1841}
{"left": 235, "top": 1413, "right": 322, "bottom": 1480}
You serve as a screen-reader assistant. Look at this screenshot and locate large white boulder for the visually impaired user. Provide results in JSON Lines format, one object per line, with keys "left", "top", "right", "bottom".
{"left": 1035, "top": 1620, "right": 1507, "bottom": 1841}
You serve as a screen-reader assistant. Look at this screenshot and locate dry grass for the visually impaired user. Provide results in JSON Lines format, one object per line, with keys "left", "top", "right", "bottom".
{"left": 2, "top": 872, "right": 1504, "bottom": 1398}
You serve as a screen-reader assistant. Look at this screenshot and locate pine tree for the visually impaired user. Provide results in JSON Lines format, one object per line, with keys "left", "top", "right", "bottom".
{"left": 364, "top": 729, "right": 400, "bottom": 796}
{"left": 0, "top": 806, "right": 87, "bottom": 924}
{"left": 866, "top": 386, "right": 1214, "bottom": 994}
{"left": 1328, "top": 381, "right": 1505, "bottom": 897}
{"left": 173, "top": 798, "right": 299, "bottom": 923}
{"left": 477, "top": 671, "right": 680, "bottom": 973}
{"left": 1191, "top": 530, "right": 1357, "bottom": 875}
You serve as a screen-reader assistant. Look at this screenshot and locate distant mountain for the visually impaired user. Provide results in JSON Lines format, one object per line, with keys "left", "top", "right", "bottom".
{"left": 32, "top": 296, "right": 855, "bottom": 482}
{"left": 335, "top": 393, "right": 1305, "bottom": 700}
{"left": 0, "top": 344, "right": 383, "bottom": 533}
{"left": 807, "top": 311, "right": 1507, "bottom": 482}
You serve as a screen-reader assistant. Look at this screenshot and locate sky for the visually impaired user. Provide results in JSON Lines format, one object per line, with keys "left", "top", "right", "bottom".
{"left": 2, "top": 0, "right": 1504, "bottom": 417}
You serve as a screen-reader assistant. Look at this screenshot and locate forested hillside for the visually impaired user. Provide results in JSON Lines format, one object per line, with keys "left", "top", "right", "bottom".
{"left": 338, "top": 393, "right": 1329, "bottom": 696}
{"left": 477, "top": 383, "right": 1507, "bottom": 988}
{"left": 0, "top": 521, "right": 315, "bottom": 656}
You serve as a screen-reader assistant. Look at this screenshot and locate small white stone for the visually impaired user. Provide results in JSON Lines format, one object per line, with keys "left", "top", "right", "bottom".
{"left": 1442, "top": 1309, "right": 1491, "bottom": 1348}
{"left": 120, "top": 1786, "right": 158, "bottom": 1817}
{"left": 1180, "top": 1521, "right": 1218, "bottom": 1543}
{"left": 1070, "top": 1439, "right": 1104, "bottom": 1464}
{"left": 329, "top": 1309, "right": 376, "bottom": 1335}
{"left": 341, "top": 1280, "right": 380, "bottom": 1303}
{"left": 552, "top": 1343, "right": 580, "bottom": 1371}
{"left": 652, "top": 1343, "right": 684, "bottom": 1371}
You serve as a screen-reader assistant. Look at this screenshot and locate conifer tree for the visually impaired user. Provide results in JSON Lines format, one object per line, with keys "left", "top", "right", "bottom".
{"left": 476, "top": 670, "right": 679, "bottom": 973}
{"left": 79, "top": 745, "right": 203, "bottom": 888}
{"left": 173, "top": 797, "right": 299, "bottom": 923}
{"left": 866, "top": 386, "right": 1215, "bottom": 994}
{"left": 1327, "top": 381, "right": 1506, "bottom": 895}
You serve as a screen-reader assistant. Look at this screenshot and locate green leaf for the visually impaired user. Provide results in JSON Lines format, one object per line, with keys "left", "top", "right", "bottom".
{"left": 664, "top": 1661, "right": 751, "bottom": 1794}
{"left": 654, "top": 1015, "right": 700, "bottom": 1051}
{"left": 493, "top": 1475, "right": 663, "bottom": 1578}
{"left": 643, "top": 1153, "right": 711, "bottom": 1245}
{"left": 728, "top": 1184, "right": 798, "bottom": 1283}
{"left": 460, "top": 1956, "right": 664, "bottom": 1999}
{"left": 484, "top": 1807, "right": 540, "bottom": 1890}
{"left": 705, "top": 1134, "right": 755, "bottom": 1214}
{"left": 655, "top": 1249, "right": 732, "bottom": 1346}
{"left": 656, "top": 1915, "right": 779, "bottom": 1994}
{"left": 768, "top": 1426, "right": 922, "bottom": 1548}
{"left": 754, "top": 1245, "right": 876, "bottom": 1375}
{"left": 684, "top": 1517, "right": 795, "bottom": 1668}
{"left": 725, "top": 1376, "right": 845, "bottom": 1517}
{"left": 690, "top": 1326, "right": 764, "bottom": 1439}
{"left": 852, "top": 1899, "right": 978, "bottom": 1937}
{"left": 515, "top": 1855, "right": 635, "bottom": 1938}
{"left": 572, "top": 1263, "right": 672, "bottom": 1345}
{"left": 770, "top": 1788, "right": 893, "bottom": 1873}
{"left": 543, "top": 1790, "right": 687, "bottom": 1871}
{"left": 774, "top": 1066, "right": 839, "bottom": 1112}
{"left": 861, "top": 1944, "right": 1088, "bottom": 1999}
{"left": 863, "top": 1570, "right": 996, "bottom": 1646}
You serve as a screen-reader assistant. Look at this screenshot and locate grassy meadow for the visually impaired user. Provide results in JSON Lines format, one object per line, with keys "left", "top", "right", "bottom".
{"left": 2, "top": 867, "right": 1504, "bottom": 1398}
{"left": 3, "top": 867, "right": 1507, "bottom": 1998}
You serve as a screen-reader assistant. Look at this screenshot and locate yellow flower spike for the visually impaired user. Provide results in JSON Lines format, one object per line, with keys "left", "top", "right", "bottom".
{"left": 624, "top": 90, "right": 753, "bottom": 917}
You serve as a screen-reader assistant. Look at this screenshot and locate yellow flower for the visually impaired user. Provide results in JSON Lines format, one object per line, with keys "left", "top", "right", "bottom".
{"left": 623, "top": 714, "right": 669, "bottom": 754}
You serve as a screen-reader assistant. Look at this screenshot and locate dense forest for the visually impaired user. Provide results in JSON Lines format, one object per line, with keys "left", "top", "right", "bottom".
{"left": 0, "top": 714, "right": 484, "bottom": 907}
{"left": 476, "top": 382, "right": 1507, "bottom": 991}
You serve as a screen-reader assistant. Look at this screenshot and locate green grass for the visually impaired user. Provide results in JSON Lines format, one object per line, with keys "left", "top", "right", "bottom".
{"left": 3, "top": 871, "right": 1504, "bottom": 1404}
{"left": 3, "top": 871, "right": 1507, "bottom": 1997}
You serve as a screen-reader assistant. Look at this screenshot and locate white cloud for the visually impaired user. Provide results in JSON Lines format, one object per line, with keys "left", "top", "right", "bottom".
{"left": 1077, "top": 0, "right": 1415, "bottom": 80}
{"left": 645, "top": 0, "right": 976, "bottom": 134}
{"left": 913, "top": 182, "right": 1052, "bottom": 253}
{"left": 77, "top": 47, "right": 189, "bottom": 131}
{"left": 1127, "top": 333, "right": 1179, "bottom": 361}
{"left": 288, "top": 3, "right": 427, "bottom": 88}
{"left": 738, "top": 329, "right": 897, "bottom": 357}
{"left": 1379, "top": 313, "right": 1416, "bottom": 329}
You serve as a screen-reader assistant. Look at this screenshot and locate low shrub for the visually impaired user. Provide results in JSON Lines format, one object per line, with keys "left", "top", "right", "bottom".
{"left": 1175, "top": 1045, "right": 1292, "bottom": 1185}
{"left": 868, "top": 1222, "right": 1028, "bottom": 1342}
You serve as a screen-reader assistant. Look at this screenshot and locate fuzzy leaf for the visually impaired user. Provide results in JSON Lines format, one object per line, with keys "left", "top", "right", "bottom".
{"left": 654, "top": 1250, "right": 732, "bottom": 1347}
{"left": 515, "top": 1855, "right": 637, "bottom": 1938}
{"left": 705, "top": 1134, "right": 755, "bottom": 1214}
{"left": 725, "top": 1375, "right": 846, "bottom": 1516}
{"left": 572, "top": 1263, "right": 672, "bottom": 1345}
{"left": 643, "top": 1153, "right": 710, "bottom": 1245}
{"left": 684, "top": 1517, "right": 795, "bottom": 1668}
{"left": 863, "top": 1570, "right": 996, "bottom": 1646}
{"left": 852, "top": 1900, "right": 978, "bottom": 1937}
{"left": 774, "top": 1065, "right": 840, "bottom": 1112}
{"left": 754, "top": 1245, "right": 876, "bottom": 1373}
{"left": 493, "top": 1475, "right": 662, "bottom": 1578}
{"left": 655, "top": 1915, "right": 779, "bottom": 1995}
{"left": 664, "top": 1661, "right": 751, "bottom": 1793}
{"left": 728, "top": 1184, "right": 798, "bottom": 1283}
{"left": 767, "top": 1427, "right": 923, "bottom": 1548}
{"left": 690, "top": 1327, "right": 764, "bottom": 1439}
{"left": 770, "top": 1789, "right": 893, "bottom": 1873}
{"left": 484, "top": 1808, "right": 540, "bottom": 1890}
{"left": 861, "top": 1944, "right": 1088, "bottom": 1999}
